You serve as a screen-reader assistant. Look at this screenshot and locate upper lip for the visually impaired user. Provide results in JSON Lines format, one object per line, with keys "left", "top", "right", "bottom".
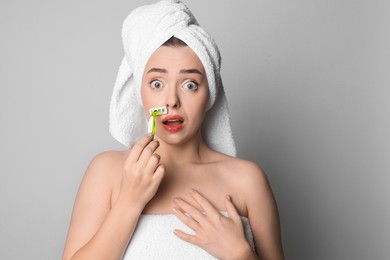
{"left": 162, "top": 114, "right": 184, "bottom": 123}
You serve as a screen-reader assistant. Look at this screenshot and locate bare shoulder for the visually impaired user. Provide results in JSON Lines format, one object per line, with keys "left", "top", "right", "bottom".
{"left": 216, "top": 154, "right": 268, "bottom": 188}
{"left": 87, "top": 150, "right": 127, "bottom": 172}
{"left": 80, "top": 150, "right": 128, "bottom": 195}
{"left": 210, "top": 153, "right": 271, "bottom": 214}
{"left": 86, "top": 149, "right": 128, "bottom": 176}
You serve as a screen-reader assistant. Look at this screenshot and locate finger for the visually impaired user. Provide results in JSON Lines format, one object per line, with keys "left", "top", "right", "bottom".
{"left": 224, "top": 195, "right": 241, "bottom": 221}
{"left": 152, "top": 164, "right": 165, "bottom": 182}
{"left": 172, "top": 207, "right": 200, "bottom": 231}
{"left": 126, "top": 133, "right": 153, "bottom": 164}
{"left": 173, "top": 229, "right": 198, "bottom": 246}
{"left": 173, "top": 197, "right": 205, "bottom": 223}
{"left": 189, "top": 189, "right": 220, "bottom": 218}
{"left": 183, "top": 192, "right": 204, "bottom": 213}
{"left": 147, "top": 165, "right": 165, "bottom": 195}
{"left": 137, "top": 140, "right": 160, "bottom": 167}
{"left": 144, "top": 153, "right": 161, "bottom": 176}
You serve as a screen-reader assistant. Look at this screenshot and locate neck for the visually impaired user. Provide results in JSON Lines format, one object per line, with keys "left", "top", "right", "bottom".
{"left": 155, "top": 132, "right": 210, "bottom": 166}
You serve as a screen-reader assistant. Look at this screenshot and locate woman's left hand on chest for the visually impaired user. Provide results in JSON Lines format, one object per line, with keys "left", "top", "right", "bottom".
{"left": 172, "top": 189, "right": 252, "bottom": 259}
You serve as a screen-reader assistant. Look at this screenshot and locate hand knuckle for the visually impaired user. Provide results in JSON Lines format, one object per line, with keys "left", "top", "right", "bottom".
{"left": 144, "top": 146, "right": 153, "bottom": 154}
{"left": 134, "top": 142, "right": 144, "bottom": 150}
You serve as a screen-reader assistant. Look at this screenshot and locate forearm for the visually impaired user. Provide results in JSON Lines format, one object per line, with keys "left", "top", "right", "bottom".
{"left": 69, "top": 200, "right": 143, "bottom": 260}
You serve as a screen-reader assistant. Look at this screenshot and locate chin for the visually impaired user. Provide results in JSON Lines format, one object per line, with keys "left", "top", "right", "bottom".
{"left": 157, "top": 130, "right": 201, "bottom": 147}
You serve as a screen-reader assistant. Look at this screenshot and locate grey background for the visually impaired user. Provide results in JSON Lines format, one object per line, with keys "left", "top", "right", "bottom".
{"left": 1, "top": 0, "right": 389, "bottom": 259}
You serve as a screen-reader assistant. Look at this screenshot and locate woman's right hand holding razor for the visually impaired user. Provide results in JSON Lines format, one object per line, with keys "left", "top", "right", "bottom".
{"left": 116, "top": 133, "right": 165, "bottom": 211}
{"left": 64, "top": 133, "right": 165, "bottom": 259}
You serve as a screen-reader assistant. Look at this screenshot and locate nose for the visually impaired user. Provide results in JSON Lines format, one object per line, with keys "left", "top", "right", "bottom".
{"left": 165, "top": 85, "right": 180, "bottom": 109}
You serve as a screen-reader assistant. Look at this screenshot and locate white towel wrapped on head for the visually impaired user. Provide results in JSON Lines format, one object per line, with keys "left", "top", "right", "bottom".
{"left": 109, "top": 0, "right": 236, "bottom": 156}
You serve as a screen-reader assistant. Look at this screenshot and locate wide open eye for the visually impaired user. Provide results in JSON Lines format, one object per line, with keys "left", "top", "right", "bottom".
{"left": 182, "top": 81, "right": 198, "bottom": 91}
{"left": 150, "top": 80, "right": 164, "bottom": 89}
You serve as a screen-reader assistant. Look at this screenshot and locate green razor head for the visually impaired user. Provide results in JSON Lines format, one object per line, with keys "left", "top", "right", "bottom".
{"left": 148, "top": 106, "right": 168, "bottom": 137}
{"left": 148, "top": 107, "right": 168, "bottom": 116}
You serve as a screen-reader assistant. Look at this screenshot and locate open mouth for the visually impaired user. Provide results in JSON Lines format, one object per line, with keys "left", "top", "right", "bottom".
{"left": 162, "top": 115, "right": 184, "bottom": 132}
{"left": 163, "top": 119, "right": 183, "bottom": 125}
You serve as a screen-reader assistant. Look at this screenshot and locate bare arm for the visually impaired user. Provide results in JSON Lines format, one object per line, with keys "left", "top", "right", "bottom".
{"left": 62, "top": 134, "right": 164, "bottom": 260}
{"left": 244, "top": 164, "right": 284, "bottom": 260}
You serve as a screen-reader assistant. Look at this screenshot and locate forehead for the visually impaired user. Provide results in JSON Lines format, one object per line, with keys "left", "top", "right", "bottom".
{"left": 144, "top": 45, "right": 205, "bottom": 73}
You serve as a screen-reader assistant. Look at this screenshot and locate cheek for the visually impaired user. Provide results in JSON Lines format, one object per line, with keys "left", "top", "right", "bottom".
{"left": 197, "top": 88, "right": 209, "bottom": 111}
{"left": 140, "top": 86, "right": 148, "bottom": 105}
{"left": 141, "top": 85, "right": 153, "bottom": 115}
{"left": 190, "top": 91, "right": 209, "bottom": 122}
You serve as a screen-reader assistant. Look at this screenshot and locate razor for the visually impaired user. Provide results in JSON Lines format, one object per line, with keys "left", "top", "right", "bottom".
{"left": 148, "top": 106, "right": 168, "bottom": 138}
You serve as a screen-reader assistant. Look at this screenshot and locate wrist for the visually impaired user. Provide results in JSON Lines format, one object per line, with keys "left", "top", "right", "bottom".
{"left": 113, "top": 193, "right": 145, "bottom": 216}
{"left": 235, "top": 242, "right": 257, "bottom": 260}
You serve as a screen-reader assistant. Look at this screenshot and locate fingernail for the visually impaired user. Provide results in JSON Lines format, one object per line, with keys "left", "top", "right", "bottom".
{"left": 172, "top": 207, "right": 177, "bottom": 213}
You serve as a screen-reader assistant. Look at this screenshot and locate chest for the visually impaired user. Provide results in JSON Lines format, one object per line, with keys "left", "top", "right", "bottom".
{"left": 111, "top": 163, "right": 247, "bottom": 216}
{"left": 143, "top": 165, "right": 245, "bottom": 215}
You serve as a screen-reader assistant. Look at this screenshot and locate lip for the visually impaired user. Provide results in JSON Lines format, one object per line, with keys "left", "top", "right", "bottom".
{"left": 162, "top": 114, "right": 184, "bottom": 133}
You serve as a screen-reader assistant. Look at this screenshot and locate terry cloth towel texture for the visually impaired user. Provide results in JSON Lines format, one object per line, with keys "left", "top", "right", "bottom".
{"left": 109, "top": 0, "right": 236, "bottom": 156}
{"left": 123, "top": 214, "right": 255, "bottom": 259}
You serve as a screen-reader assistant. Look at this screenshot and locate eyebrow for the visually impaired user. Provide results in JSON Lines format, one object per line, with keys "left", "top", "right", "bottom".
{"left": 147, "top": 68, "right": 202, "bottom": 75}
{"left": 179, "top": 69, "right": 202, "bottom": 75}
{"left": 147, "top": 68, "right": 167, "bottom": 74}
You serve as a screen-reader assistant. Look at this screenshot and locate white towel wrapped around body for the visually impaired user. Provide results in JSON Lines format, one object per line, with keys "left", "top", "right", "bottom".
{"left": 123, "top": 214, "right": 255, "bottom": 259}
{"left": 109, "top": 0, "right": 236, "bottom": 156}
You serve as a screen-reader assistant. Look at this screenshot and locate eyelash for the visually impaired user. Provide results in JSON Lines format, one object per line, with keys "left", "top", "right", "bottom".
{"left": 182, "top": 81, "right": 199, "bottom": 91}
{"left": 149, "top": 79, "right": 199, "bottom": 91}
{"left": 150, "top": 79, "right": 164, "bottom": 89}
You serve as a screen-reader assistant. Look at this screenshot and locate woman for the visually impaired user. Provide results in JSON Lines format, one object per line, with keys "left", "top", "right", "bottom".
{"left": 63, "top": 1, "right": 284, "bottom": 259}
